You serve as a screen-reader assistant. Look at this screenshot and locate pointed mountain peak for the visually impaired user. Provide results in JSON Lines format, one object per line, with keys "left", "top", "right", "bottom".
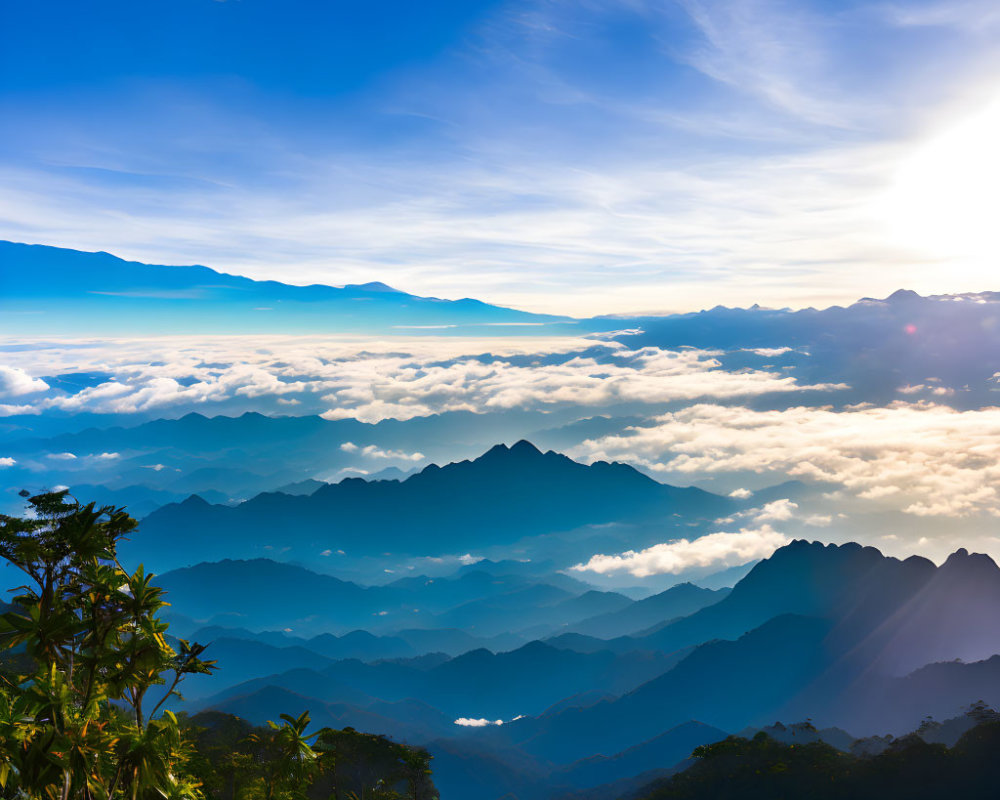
{"left": 510, "top": 439, "right": 542, "bottom": 455}
{"left": 477, "top": 440, "right": 545, "bottom": 462}
{"left": 941, "top": 548, "right": 1000, "bottom": 575}
{"left": 886, "top": 288, "right": 922, "bottom": 303}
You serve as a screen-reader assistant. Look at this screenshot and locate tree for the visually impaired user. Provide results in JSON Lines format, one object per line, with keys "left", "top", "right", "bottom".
{"left": 243, "top": 712, "right": 322, "bottom": 800}
{"left": 0, "top": 491, "right": 215, "bottom": 800}
{"left": 0, "top": 492, "right": 439, "bottom": 800}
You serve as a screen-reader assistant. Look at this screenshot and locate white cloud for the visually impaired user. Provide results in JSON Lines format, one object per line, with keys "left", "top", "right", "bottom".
{"left": 454, "top": 718, "right": 505, "bottom": 727}
{"left": 754, "top": 499, "right": 798, "bottom": 522}
{"left": 2, "top": 0, "right": 999, "bottom": 316}
{"left": 0, "top": 403, "right": 38, "bottom": 416}
{"left": 572, "top": 402, "right": 1000, "bottom": 517}
{"left": 339, "top": 442, "right": 424, "bottom": 462}
{"left": 0, "top": 457, "right": 15, "bottom": 467}
{"left": 46, "top": 452, "right": 77, "bottom": 461}
{"left": 744, "top": 347, "right": 794, "bottom": 357}
{"left": 729, "top": 487, "right": 753, "bottom": 499}
{"left": 0, "top": 366, "right": 49, "bottom": 397}
{"left": 572, "top": 527, "right": 789, "bottom": 578}
{"left": 0, "top": 336, "right": 843, "bottom": 423}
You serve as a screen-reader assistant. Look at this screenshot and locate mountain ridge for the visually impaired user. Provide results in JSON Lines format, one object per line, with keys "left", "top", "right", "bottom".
{"left": 0, "top": 241, "right": 570, "bottom": 334}
{"left": 126, "top": 439, "right": 732, "bottom": 571}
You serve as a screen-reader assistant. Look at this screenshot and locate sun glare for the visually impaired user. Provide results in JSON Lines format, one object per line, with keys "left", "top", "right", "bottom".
{"left": 883, "top": 94, "right": 1000, "bottom": 284}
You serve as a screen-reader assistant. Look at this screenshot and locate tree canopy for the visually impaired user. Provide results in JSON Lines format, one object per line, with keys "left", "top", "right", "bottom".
{"left": 0, "top": 491, "right": 437, "bottom": 800}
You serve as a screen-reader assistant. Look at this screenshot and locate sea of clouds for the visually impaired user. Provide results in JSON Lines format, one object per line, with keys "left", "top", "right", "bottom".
{"left": 4, "top": 334, "right": 1000, "bottom": 574}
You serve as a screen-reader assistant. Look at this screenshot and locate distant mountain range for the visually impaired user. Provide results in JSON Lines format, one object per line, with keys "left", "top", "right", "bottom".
{"left": 179, "top": 538, "right": 1000, "bottom": 799}
{"left": 0, "top": 408, "right": 567, "bottom": 519}
{"left": 6, "top": 241, "right": 1000, "bottom": 374}
{"left": 615, "top": 286, "right": 1000, "bottom": 408}
{"left": 126, "top": 440, "right": 733, "bottom": 571}
{"left": 0, "top": 241, "right": 571, "bottom": 334}
{"left": 483, "top": 541, "right": 1000, "bottom": 764}
{"left": 157, "top": 555, "right": 609, "bottom": 637}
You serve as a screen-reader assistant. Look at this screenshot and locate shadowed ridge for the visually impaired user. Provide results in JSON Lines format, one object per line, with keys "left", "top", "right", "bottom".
{"left": 132, "top": 440, "right": 732, "bottom": 568}
{"left": 939, "top": 547, "right": 1000, "bottom": 578}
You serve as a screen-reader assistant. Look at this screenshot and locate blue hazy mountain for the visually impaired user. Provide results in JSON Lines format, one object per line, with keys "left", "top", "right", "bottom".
{"left": 156, "top": 555, "right": 640, "bottom": 640}
{"left": 611, "top": 540, "right": 936, "bottom": 654}
{"left": 1, "top": 409, "right": 572, "bottom": 517}
{"left": 194, "top": 639, "right": 676, "bottom": 722}
{"left": 492, "top": 613, "right": 833, "bottom": 764}
{"left": 616, "top": 288, "right": 1000, "bottom": 408}
{"left": 0, "top": 241, "right": 570, "bottom": 334}
{"left": 476, "top": 541, "right": 1000, "bottom": 768}
{"left": 566, "top": 583, "right": 729, "bottom": 639}
{"left": 126, "top": 440, "right": 732, "bottom": 571}
{"left": 549, "top": 720, "right": 728, "bottom": 792}
{"left": 152, "top": 536, "right": 1000, "bottom": 800}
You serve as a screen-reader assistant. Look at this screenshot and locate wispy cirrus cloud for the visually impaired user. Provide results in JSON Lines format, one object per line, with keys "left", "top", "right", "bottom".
{"left": 2, "top": 1, "right": 999, "bottom": 314}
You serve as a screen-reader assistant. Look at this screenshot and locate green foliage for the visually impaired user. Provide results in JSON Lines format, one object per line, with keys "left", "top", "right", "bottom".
{"left": 0, "top": 492, "right": 437, "bottom": 800}
{"left": 636, "top": 719, "right": 1000, "bottom": 800}
{"left": 312, "top": 728, "right": 436, "bottom": 800}
{"left": 183, "top": 715, "right": 437, "bottom": 800}
{"left": 0, "top": 491, "right": 216, "bottom": 800}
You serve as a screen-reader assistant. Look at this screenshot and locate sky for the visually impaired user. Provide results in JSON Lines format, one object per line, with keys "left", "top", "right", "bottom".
{"left": 3, "top": 0, "right": 1000, "bottom": 315}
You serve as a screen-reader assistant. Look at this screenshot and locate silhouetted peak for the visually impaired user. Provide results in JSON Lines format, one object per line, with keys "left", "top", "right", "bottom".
{"left": 887, "top": 288, "right": 922, "bottom": 303}
{"left": 779, "top": 539, "right": 827, "bottom": 553}
{"left": 940, "top": 548, "right": 1000, "bottom": 576}
{"left": 902, "top": 553, "right": 937, "bottom": 571}
{"left": 742, "top": 539, "right": 890, "bottom": 588}
{"left": 179, "top": 494, "right": 211, "bottom": 508}
{"left": 477, "top": 440, "right": 545, "bottom": 463}
{"left": 515, "top": 639, "right": 557, "bottom": 656}
{"left": 510, "top": 439, "right": 542, "bottom": 455}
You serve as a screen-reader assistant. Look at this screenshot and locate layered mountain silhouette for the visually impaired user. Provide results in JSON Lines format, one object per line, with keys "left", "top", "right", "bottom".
{"left": 195, "top": 639, "right": 676, "bottom": 721}
{"left": 475, "top": 540, "right": 1000, "bottom": 767}
{"left": 618, "top": 288, "right": 1000, "bottom": 407}
{"left": 2, "top": 409, "right": 571, "bottom": 520}
{"left": 157, "top": 556, "right": 610, "bottom": 637}
{"left": 127, "top": 440, "right": 730, "bottom": 570}
{"left": 566, "top": 583, "right": 729, "bottom": 639}
{"left": 176, "top": 537, "right": 1000, "bottom": 798}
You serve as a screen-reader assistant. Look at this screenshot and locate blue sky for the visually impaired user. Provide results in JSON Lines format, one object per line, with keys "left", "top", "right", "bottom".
{"left": 2, "top": 0, "right": 1000, "bottom": 314}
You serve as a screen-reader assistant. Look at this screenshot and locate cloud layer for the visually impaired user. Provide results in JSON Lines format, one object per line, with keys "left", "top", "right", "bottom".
{"left": 573, "top": 402, "right": 1000, "bottom": 517}
{"left": 0, "top": 336, "right": 842, "bottom": 422}
{"left": 0, "top": 366, "right": 49, "bottom": 397}
{"left": 572, "top": 527, "right": 789, "bottom": 578}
